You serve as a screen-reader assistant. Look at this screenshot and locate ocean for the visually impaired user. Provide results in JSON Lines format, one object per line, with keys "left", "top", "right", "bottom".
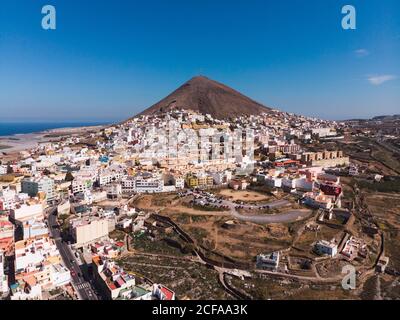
{"left": 0, "top": 122, "right": 109, "bottom": 137}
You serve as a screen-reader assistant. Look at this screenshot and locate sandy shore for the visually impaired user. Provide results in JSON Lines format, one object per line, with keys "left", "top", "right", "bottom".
{"left": 0, "top": 125, "right": 106, "bottom": 156}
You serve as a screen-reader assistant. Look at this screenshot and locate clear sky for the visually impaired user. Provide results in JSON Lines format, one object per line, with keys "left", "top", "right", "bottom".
{"left": 0, "top": 0, "right": 399, "bottom": 122}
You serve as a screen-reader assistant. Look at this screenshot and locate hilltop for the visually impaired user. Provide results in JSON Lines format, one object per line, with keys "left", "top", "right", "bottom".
{"left": 135, "top": 76, "right": 272, "bottom": 120}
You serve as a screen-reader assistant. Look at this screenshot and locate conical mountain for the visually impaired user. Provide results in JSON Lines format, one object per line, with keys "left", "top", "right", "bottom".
{"left": 136, "top": 76, "right": 271, "bottom": 119}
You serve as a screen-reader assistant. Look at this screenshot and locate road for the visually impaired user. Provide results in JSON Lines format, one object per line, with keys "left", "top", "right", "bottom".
{"left": 47, "top": 208, "right": 98, "bottom": 300}
{"left": 189, "top": 190, "right": 313, "bottom": 223}
{"left": 230, "top": 207, "right": 313, "bottom": 224}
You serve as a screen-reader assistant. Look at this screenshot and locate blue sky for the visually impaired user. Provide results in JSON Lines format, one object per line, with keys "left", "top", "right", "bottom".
{"left": 0, "top": 0, "right": 399, "bottom": 122}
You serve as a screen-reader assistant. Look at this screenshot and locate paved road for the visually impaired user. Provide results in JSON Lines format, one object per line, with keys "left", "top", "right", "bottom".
{"left": 48, "top": 208, "right": 98, "bottom": 300}
{"left": 230, "top": 208, "right": 313, "bottom": 224}
{"left": 189, "top": 190, "right": 313, "bottom": 223}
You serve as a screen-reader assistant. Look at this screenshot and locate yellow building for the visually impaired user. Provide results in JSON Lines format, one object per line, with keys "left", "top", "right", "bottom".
{"left": 185, "top": 174, "right": 213, "bottom": 188}
{"left": 185, "top": 175, "right": 198, "bottom": 188}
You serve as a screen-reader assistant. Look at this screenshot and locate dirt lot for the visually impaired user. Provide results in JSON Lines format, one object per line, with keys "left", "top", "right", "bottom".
{"left": 132, "top": 193, "right": 302, "bottom": 262}
{"left": 132, "top": 194, "right": 177, "bottom": 211}
{"left": 168, "top": 212, "right": 293, "bottom": 262}
{"left": 216, "top": 189, "right": 272, "bottom": 202}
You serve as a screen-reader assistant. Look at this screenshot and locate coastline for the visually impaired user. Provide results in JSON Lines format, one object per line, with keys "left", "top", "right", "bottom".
{"left": 0, "top": 124, "right": 107, "bottom": 157}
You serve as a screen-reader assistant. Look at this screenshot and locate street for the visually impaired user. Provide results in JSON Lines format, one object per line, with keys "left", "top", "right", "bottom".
{"left": 188, "top": 190, "right": 313, "bottom": 223}
{"left": 47, "top": 207, "right": 99, "bottom": 300}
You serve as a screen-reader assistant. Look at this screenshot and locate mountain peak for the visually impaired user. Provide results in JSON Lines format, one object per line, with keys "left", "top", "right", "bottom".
{"left": 136, "top": 76, "right": 271, "bottom": 119}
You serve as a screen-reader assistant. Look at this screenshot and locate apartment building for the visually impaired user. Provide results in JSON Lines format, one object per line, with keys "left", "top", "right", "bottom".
{"left": 72, "top": 177, "right": 93, "bottom": 194}
{"left": 70, "top": 216, "right": 109, "bottom": 246}
{"left": 98, "top": 169, "right": 122, "bottom": 186}
{"left": 0, "top": 188, "right": 18, "bottom": 210}
{"left": 21, "top": 176, "right": 56, "bottom": 202}
{"left": 301, "top": 150, "right": 350, "bottom": 167}
{"left": 185, "top": 174, "right": 214, "bottom": 188}
{"left": 121, "top": 176, "right": 135, "bottom": 194}
{"left": 10, "top": 202, "right": 44, "bottom": 223}
{"left": 131, "top": 173, "right": 164, "bottom": 193}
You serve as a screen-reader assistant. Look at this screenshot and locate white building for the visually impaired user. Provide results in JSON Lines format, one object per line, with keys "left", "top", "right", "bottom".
{"left": 50, "top": 264, "right": 72, "bottom": 287}
{"left": 0, "top": 188, "right": 18, "bottom": 210}
{"left": 23, "top": 219, "right": 49, "bottom": 240}
{"left": 121, "top": 176, "right": 135, "bottom": 194}
{"left": 303, "top": 192, "right": 334, "bottom": 210}
{"left": 72, "top": 177, "right": 93, "bottom": 194}
{"left": 10, "top": 203, "right": 44, "bottom": 223}
{"left": 21, "top": 176, "right": 56, "bottom": 202}
{"left": 15, "top": 236, "right": 60, "bottom": 272}
{"left": 84, "top": 190, "right": 107, "bottom": 205}
{"left": 98, "top": 170, "right": 122, "bottom": 186}
{"left": 0, "top": 165, "right": 7, "bottom": 175}
{"left": 132, "top": 173, "right": 164, "bottom": 193}
{"left": 315, "top": 240, "right": 338, "bottom": 257}
{"left": 256, "top": 252, "right": 280, "bottom": 270}
{"left": 70, "top": 216, "right": 109, "bottom": 246}
{"left": 265, "top": 177, "right": 282, "bottom": 188}
{"left": 10, "top": 280, "right": 42, "bottom": 300}
{"left": 174, "top": 177, "right": 185, "bottom": 189}
{"left": 295, "top": 178, "right": 315, "bottom": 192}
{"left": 282, "top": 177, "right": 297, "bottom": 190}
{"left": 106, "top": 183, "right": 122, "bottom": 199}
{"left": 152, "top": 284, "right": 176, "bottom": 300}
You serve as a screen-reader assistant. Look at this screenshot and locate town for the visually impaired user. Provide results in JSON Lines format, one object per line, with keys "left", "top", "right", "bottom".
{"left": 1, "top": 91, "right": 398, "bottom": 300}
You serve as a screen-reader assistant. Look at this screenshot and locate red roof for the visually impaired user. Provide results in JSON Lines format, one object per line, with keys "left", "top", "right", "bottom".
{"left": 160, "top": 286, "right": 174, "bottom": 300}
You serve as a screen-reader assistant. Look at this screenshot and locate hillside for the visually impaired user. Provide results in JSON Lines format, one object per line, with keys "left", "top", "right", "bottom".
{"left": 135, "top": 76, "right": 272, "bottom": 120}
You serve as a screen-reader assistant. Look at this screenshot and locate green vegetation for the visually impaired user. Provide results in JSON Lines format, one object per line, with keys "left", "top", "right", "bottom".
{"left": 118, "top": 255, "right": 230, "bottom": 300}
{"left": 191, "top": 215, "right": 208, "bottom": 223}
{"left": 174, "top": 214, "right": 191, "bottom": 224}
{"left": 357, "top": 180, "right": 400, "bottom": 193}
{"left": 360, "top": 276, "right": 378, "bottom": 300}
{"left": 109, "top": 230, "right": 125, "bottom": 241}
{"left": 187, "top": 227, "right": 209, "bottom": 243}
{"left": 58, "top": 213, "right": 71, "bottom": 232}
{"left": 132, "top": 234, "right": 187, "bottom": 256}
